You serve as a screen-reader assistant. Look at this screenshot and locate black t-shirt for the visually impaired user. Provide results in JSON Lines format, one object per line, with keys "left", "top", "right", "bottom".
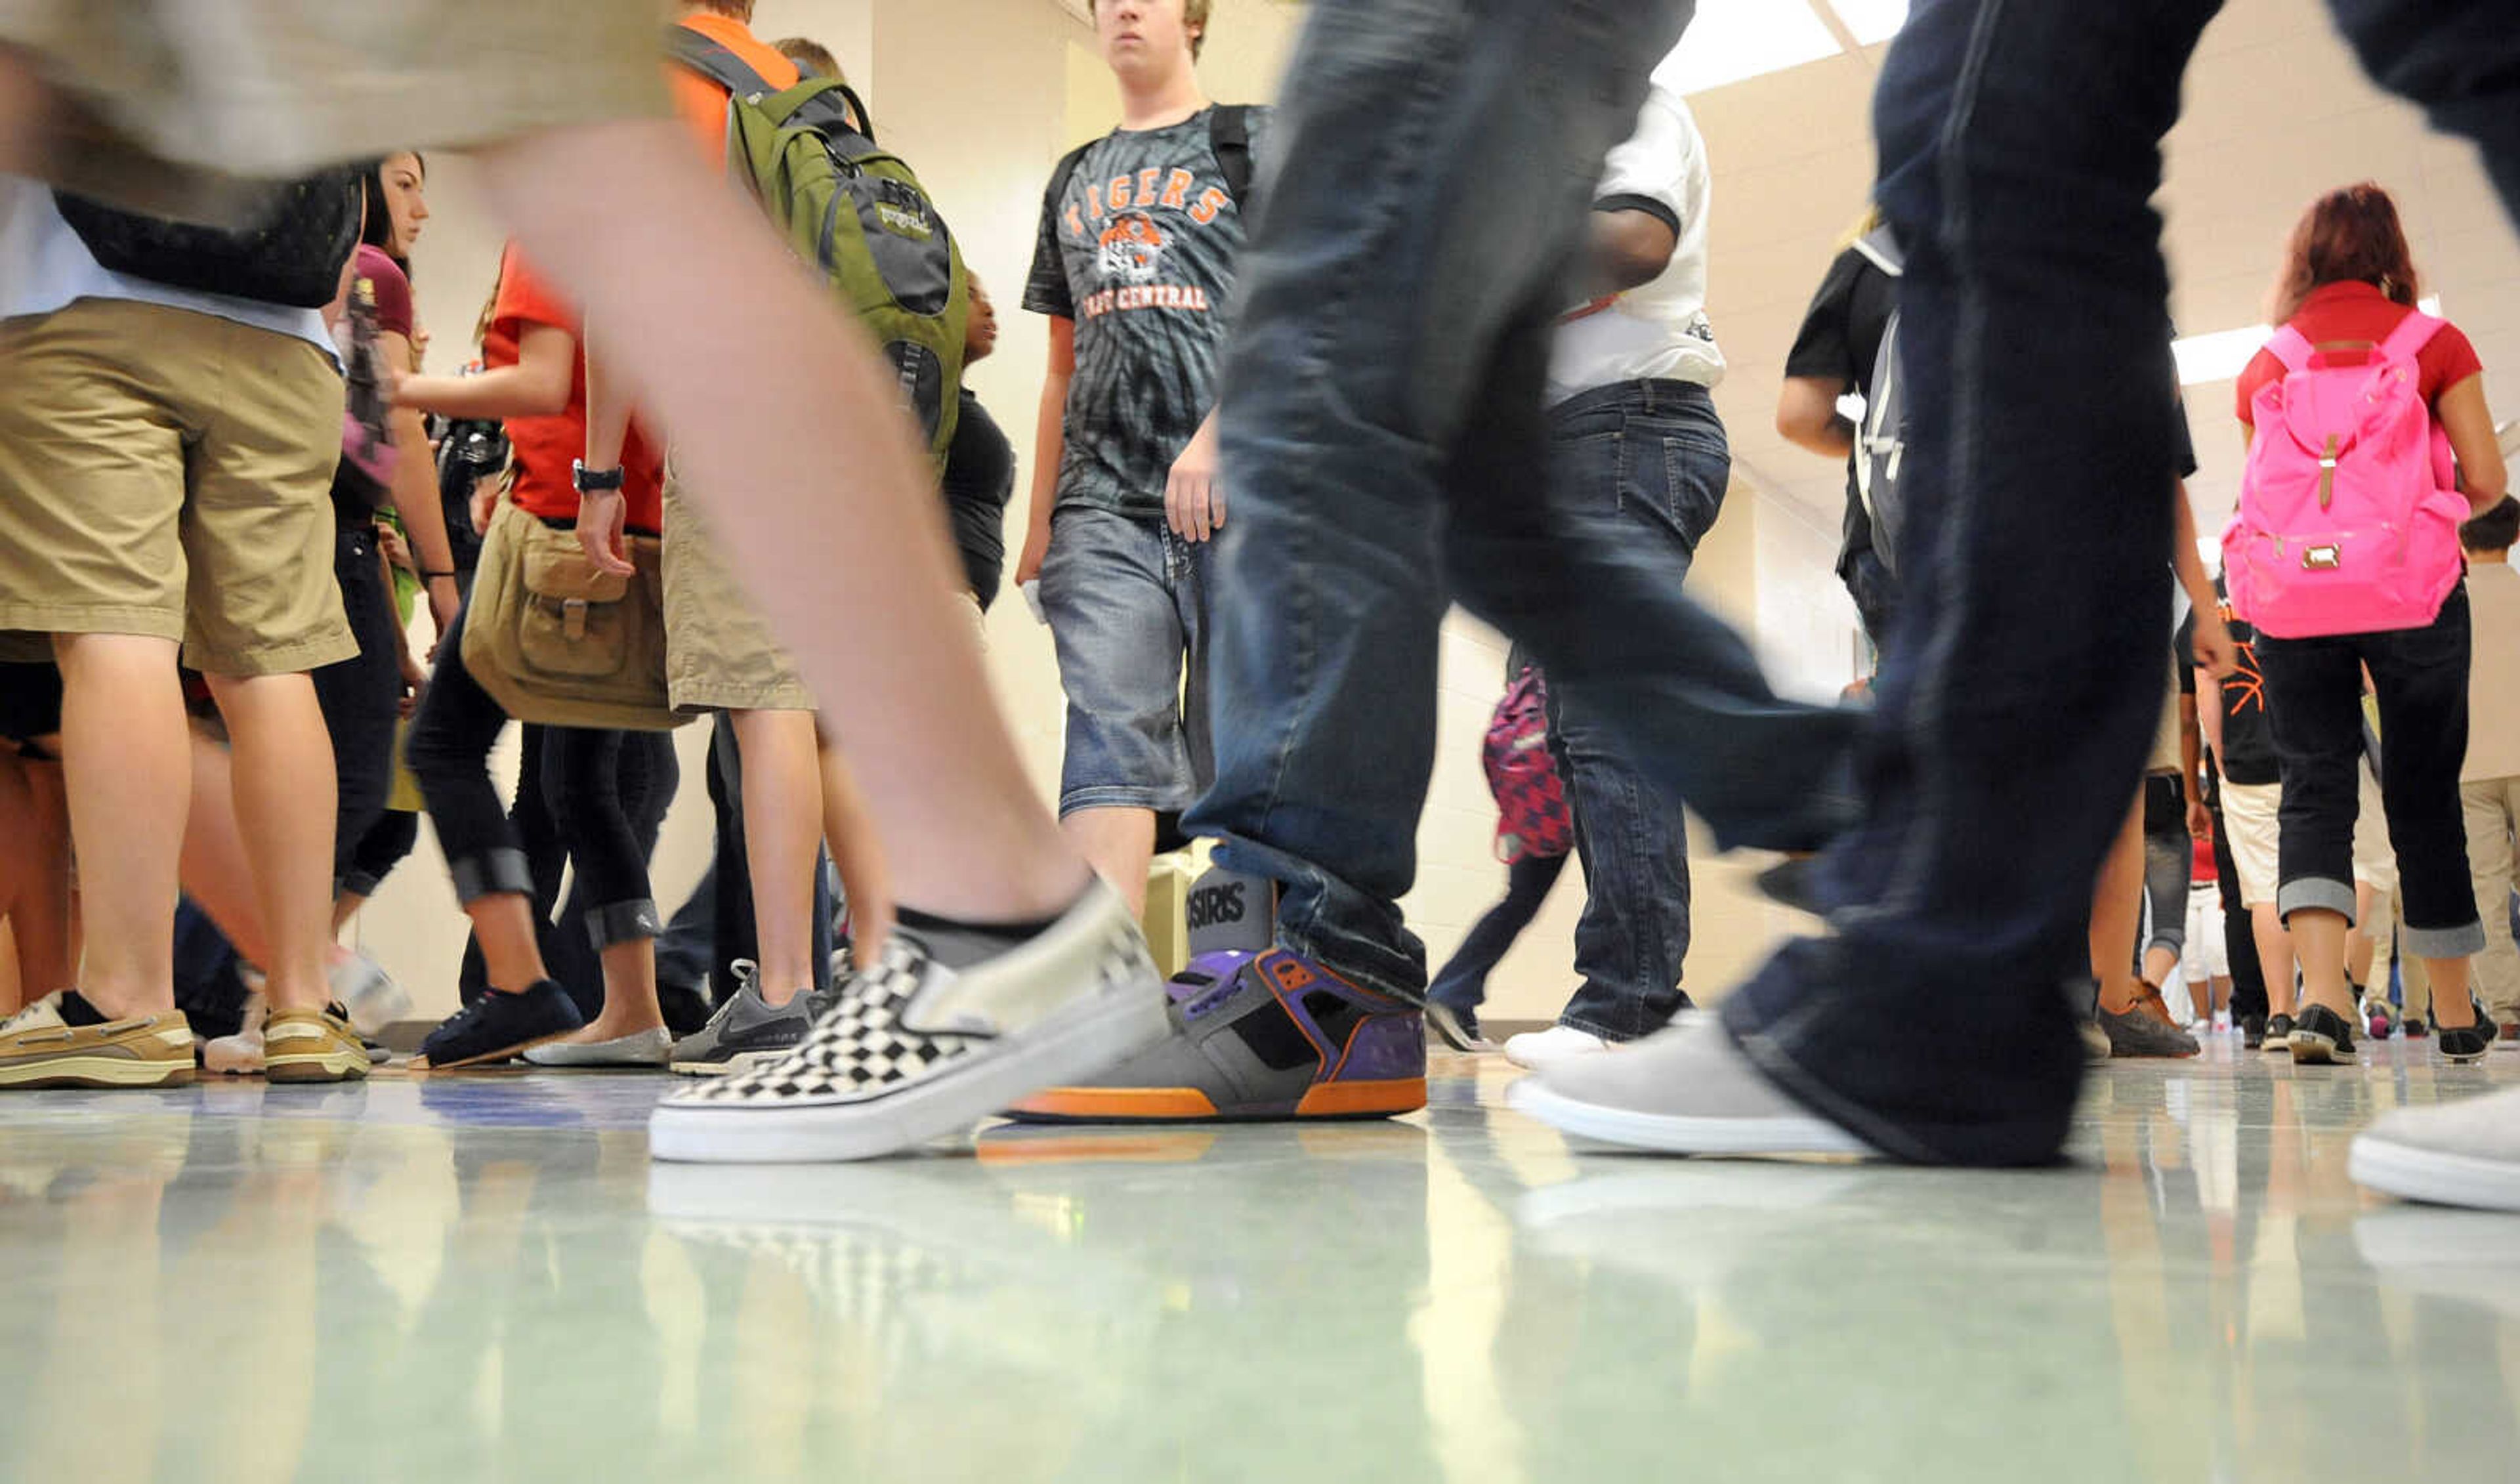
{"left": 1023, "top": 106, "right": 1267, "bottom": 519}
{"left": 1785, "top": 244, "right": 1899, "bottom": 571}
{"left": 942, "top": 390, "right": 1015, "bottom": 610}
{"left": 2183, "top": 598, "right": 2279, "bottom": 786}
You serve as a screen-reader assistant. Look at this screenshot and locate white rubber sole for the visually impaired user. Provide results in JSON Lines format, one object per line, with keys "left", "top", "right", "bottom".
{"left": 1506, "top": 1076, "right": 1874, "bottom": 1158}
{"left": 0, "top": 1054, "right": 194, "bottom": 1089}
{"left": 669, "top": 1049, "right": 779, "bottom": 1078}
{"left": 2349, "top": 1134, "right": 2520, "bottom": 1212}
{"left": 647, "top": 985, "right": 1171, "bottom": 1164}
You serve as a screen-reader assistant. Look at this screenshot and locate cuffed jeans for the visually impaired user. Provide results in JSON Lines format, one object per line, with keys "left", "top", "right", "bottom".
{"left": 1720, "top": 0, "right": 2520, "bottom": 1165}
{"left": 1191, "top": 0, "right": 1861, "bottom": 1002}
{"left": 2258, "top": 587, "right": 2485, "bottom": 960}
{"left": 1545, "top": 381, "right": 1725, "bottom": 1040}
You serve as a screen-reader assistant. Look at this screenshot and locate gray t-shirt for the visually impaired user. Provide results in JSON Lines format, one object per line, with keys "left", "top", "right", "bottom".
{"left": 1023, "top": 106, "right": 1265, "bottom": 519}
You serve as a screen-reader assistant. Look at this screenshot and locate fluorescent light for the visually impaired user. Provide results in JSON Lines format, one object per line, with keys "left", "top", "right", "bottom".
{"left": 1658, "top": 0, "right": 1841, "bottom": 95}
{"left": 2172, "top": 296, "right": 2441, "bottom": 387}
{"left": 1824, "top": 0, "right": 1910, "bottom": 45}
{"left": 2173, "top": 324, "right": 2270, "bottom": 386}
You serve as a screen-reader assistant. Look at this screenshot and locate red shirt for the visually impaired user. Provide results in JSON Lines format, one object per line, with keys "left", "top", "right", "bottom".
{"left": 352, "top": 245, "right": 413, "bottom": 340}
{"left": 486, "top": 242, "right": 665, "bottom": 533}
{"left": 2192, "top": 832, "right": 2217, "bottom": 884}
{"left": 2235, "top": 281, "right": 2483, "bottom": 427}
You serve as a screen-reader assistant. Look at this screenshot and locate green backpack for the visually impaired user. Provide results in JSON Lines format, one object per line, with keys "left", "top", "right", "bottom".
{"left": 667, "top": 28, "right": 969, "bottom": 471}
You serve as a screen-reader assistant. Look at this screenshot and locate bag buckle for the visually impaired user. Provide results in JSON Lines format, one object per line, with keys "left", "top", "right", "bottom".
{"left": 562, "top": 597, "right": 589, "bottom": 641}
{"left": 2302, "top": 544, "right": 2341, "bottom": 571}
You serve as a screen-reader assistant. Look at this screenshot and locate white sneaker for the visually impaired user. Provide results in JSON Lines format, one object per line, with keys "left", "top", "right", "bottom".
{"left": 648, "top": 880, "right": 1168, "bottom": 1164}
{"left": 1509, "top": 1015, "right": 1874, "bottom": 1158}
{"left": 203, "top": 992, "right": 268, "bottom": 1076}
{"left": 1503, "top": 1024, "right": 1610, "bottom": 1072}
{"left": 2350, "top": 1084, "right": 2520, "bottom": 1210}
{"left": 524, "top": 1027, "right": 674, "bottom": 1068}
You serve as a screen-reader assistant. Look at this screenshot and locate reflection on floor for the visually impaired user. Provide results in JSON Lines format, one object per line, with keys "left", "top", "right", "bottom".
{"left": 3, "top": 1036, "right": 2517, "bottom": 1482}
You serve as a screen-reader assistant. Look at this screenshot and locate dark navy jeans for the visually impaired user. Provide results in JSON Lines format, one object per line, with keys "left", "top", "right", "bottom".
{"left": 1721, "top": 0, "right": 2520, "bottom": 1165}
{"left": 1190, "top": 0, "right": 1860, "bottom": 1002}
{"left": 1545, "top": 381, "right": 1726, "bottom": 1040}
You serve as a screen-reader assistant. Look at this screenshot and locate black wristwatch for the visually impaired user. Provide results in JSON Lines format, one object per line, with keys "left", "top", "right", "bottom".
{"left": 572, "top": 459, "right": 626, "bottom": 494}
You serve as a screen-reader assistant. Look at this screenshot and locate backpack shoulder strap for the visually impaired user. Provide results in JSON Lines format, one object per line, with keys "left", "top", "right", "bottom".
{"left": 1850, "top": 224, "right": 1903, "bottom": 278}
{"left": 1209, "top": 104, "right": 1256, "bottom": 205}
{"left": 2263, "top": 324, "right": 2315, "bottom": 375}
{"left": 663, "top": 24, "right": 776, "bottom": 101}
{"left": 2378, "top": 308, "right": 2445, "bottom": 364}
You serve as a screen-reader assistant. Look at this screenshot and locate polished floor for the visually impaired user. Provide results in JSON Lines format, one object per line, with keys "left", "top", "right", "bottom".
{"left": 3, "top": 1033, "right": 2518, "bottom": 1483}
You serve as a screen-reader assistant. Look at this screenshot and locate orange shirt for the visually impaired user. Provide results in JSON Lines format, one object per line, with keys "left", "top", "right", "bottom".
{"left": 669, "top": 12, "right": 800, "bottom": 155}
{"left": 486, "top": 243, "right": 665, "bottom": 532}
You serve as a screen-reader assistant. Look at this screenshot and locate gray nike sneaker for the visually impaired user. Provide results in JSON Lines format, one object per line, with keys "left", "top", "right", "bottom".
{"left": 669, "top": 962, "right": 830, "bottom": 1077}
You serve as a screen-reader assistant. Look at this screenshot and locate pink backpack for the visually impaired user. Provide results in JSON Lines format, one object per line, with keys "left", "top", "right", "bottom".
{"left": 1482, "top": 668, "right": 1572, "bottom": 864}
{"left": 2222, "top": 310, "right": 2466, "bottom": 639}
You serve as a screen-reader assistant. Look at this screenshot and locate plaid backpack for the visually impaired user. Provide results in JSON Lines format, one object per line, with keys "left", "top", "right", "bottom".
{"left": 1482, "top": 668, "right": 1572, "bottom": 864}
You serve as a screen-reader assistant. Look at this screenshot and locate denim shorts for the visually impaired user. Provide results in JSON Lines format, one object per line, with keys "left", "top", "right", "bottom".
{"left": 1038, "top": 503, "right": 1211, "bottom": 815}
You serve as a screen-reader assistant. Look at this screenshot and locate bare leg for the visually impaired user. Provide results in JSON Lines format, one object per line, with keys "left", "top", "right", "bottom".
{"left": 2251, "top": 902, "right": 2296, "bottom": 1017}
{"left": 329, "top": 892, "right": 366, "bottom": 937}
{"left": 1065, "top": 807, "right": 1158, "bottom": 920}
{"left": 2141, "top": 944, "right": 2181, "bottom": 994}
{"left": 2294, "top": 910, "right": 2353, "bottom": 1021}
{"left": 818, "top": 741, "right": 894, "bottom": 958}
{"left": 202, "top": 673, "right": 337, "bottom": 1015}
{"left": 474, "top": 122, "right": 1087, "bottom": 921}
{"left": 52, "top": 633, "right": 187, "bottom": 1016}
{"left": 2345, "top": 880, "right": 2378, "bottom": 989}
{"left": 466, "top": 893, "right": 551, "bottom": 996}
{"left": 2426, "top": 954, "right": 2476, "bottom": 1029}
{"left": 568, "top": 940, "right": 663, "bottom": 1040}
{"left": 0, "top": 750, "right": 74, "bottom": 1006}
{"left": 2089, "top": 793, "right": 2146, "bottom": 1016}
{"left": 730, "top": 708, "right": 822, "bottom": 1005}
{"left": 178, "top": 731, "right": 274, "bottom": 967}
{"left": 2212, "top": 975, "right": 2231, "bottom": 1017}
{"left": 2187, "top": 977, "right": 2211, "bottom": 1022}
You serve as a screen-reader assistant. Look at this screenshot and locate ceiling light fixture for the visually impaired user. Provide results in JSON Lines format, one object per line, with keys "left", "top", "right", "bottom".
{"left": 1659, "top": 0, "right": 1841, "bottom": 95}
{"left": 1821, "top": 0, "right": 1910, "bottom": 46}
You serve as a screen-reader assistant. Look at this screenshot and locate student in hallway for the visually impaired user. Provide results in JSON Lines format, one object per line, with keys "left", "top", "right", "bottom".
{"left": 1016, "top": 0, "right": 1265, "bottom": 920}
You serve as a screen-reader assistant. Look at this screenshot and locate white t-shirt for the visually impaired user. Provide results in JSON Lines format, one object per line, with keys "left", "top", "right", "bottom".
{"left": 2464, "top": 561, "right": 2520, "bottom": 782}
{"left": 1546, "top": 72, "right": 1723, "bottom": 404}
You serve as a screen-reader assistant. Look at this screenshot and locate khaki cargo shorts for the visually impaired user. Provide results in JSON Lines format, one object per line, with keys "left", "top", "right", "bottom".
{"left": 0, "top": 299, "right": 356, "bottom": 676}
{"left": 660, "top": 458, "right": 816, "bottom": 715}
{"left": 0, "top": 0, "right": 662, "bottom": 220}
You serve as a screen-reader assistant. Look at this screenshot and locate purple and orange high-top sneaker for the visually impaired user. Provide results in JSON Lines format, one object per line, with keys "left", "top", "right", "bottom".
{"left": 1006, "top": 948, "right": 1426, "bottom": 1122}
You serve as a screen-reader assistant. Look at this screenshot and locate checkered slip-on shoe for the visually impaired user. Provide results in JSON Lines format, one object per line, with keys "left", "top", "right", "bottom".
{"left": 647, "top": 879, "right": 1168, "bottom": 1164}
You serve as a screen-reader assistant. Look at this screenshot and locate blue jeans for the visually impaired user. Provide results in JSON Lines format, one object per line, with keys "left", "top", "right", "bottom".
{"left": 1190, "top": 0, "right": 1861, "bottom": 1002}
{"left": 1721, "top": 0, "right": 2520, "bottom": 1166}
{"left": 1039, "top": 505, "right": 1213, "bottom": 815}
{"left": 1426, "top": 851, "right": 1566, "bottom": 1017}
{"left": 1546, "top": 381, "right": 1725, "bottom": 1040}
